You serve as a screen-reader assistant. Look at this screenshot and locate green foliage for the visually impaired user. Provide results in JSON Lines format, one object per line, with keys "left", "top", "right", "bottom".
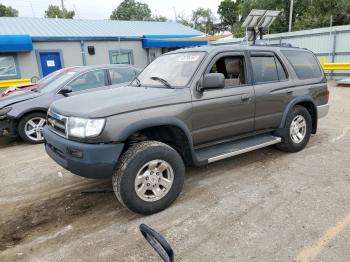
{"left": 191, "top": 8, "right": 217, "bottom": 35}
{"left": 150, "top": 15, "right": 168, "bottom": 22}
{"left": 0, "top": 4, "right": 18, "bottom": 17}
{"left": 110, "top": 0, "right": 151, "bottom": 21}
{"left": 45, "top": 5, "right": 75, "bottom": 19}
{"left": 218, "top": 0, "right": 350, "bottom": 36}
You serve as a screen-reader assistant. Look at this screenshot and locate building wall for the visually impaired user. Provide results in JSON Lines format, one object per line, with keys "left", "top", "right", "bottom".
{"left": 83, "top": 40, "right": 149, "bottom": 69}
{"left": 15, "top": 40, "right": 150, "bottom": 79}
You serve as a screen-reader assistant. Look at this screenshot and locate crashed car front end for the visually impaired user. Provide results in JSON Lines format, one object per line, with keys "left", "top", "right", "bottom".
{"left": 0, "top": 107, "right": 16, "bottom": 136}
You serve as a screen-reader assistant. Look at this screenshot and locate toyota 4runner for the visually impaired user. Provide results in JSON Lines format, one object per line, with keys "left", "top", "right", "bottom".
{"left": 43, "top": 45, "right": 329, "bottom": 214}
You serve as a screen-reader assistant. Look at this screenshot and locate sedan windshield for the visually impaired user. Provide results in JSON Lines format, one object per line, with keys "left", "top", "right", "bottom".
{"left": 135, "top": 52, "right": 205, "bottom": 88}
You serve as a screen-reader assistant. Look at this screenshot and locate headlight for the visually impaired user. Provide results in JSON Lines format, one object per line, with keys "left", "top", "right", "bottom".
{"left": 0, "top": 107, "right": 12, "bottom": 119}
{"left": 67, "top": 117, "right": 105, "bottom": 138}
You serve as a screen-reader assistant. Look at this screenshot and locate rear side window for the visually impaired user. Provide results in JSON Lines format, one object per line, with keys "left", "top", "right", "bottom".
{"left": 109, "top": 68, "right": 136, "bottom": 85}
{"left": 251, "top": 56, "right": 276, "bottom": 83}
{"left": 281, "top": 50, "right": 322, "bottom": 79}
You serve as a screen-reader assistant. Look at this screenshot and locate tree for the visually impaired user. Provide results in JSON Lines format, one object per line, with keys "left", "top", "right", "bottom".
{"left": 217, "top": 0, "right": 241, "bottom": 32}
{"left": 150, "top": 15, "right": 168, "bottom": 22}
{"left": 110, "top": 0, "right": 151, "bottom": 21}
{"left": 0, "top": 4, "right": 18, "bottom": 17}
{"left": 176, "top": 14, "right": 192, "bottom": 27}
{"left": 191, "top": 8, "right": 217, "bottom": 35}
{"left": 45, "top": 5, "right": 75, "bottom": 19}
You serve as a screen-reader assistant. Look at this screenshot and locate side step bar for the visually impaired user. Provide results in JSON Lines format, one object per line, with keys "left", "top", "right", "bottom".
{"left": 195, "top": 134, "right": 281, "bottom": 163}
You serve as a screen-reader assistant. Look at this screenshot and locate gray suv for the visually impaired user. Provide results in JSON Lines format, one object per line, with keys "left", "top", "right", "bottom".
{"left": 43, "top": 45, "right": 329, "bottom": 214}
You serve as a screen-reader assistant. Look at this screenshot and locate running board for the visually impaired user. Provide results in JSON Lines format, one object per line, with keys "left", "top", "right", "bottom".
{"left": 195, "top": 134, "right": 281, "bottom": 163}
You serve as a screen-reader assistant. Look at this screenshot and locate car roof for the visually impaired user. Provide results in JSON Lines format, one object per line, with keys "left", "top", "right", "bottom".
{"left": 65, "top": 64, "right": 138, "bottom": 73}
{"left": 167, "top": 44, "right": 310, "bottom": 55}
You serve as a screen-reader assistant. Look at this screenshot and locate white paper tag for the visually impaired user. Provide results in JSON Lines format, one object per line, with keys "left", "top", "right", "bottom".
{"left": 47, "top": 60, "right": 55, "bottom": 67}
{"left": 177, "top": 55, "right": 200, "bottom": 62}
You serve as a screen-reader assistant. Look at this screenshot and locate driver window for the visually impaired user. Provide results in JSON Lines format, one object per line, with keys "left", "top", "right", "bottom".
{"left": 209, "top": 56, "right": 246, "bottom": 88}
{"left": 69, "top": 70, "right": 107, "bottom": 92}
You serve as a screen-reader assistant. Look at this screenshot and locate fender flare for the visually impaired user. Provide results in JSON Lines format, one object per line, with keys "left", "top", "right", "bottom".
{"left": 279, "top": 96, "right": 318, "bottom": 133}
{"left": 117, "top": 117, "right": 204, "bottom": 166}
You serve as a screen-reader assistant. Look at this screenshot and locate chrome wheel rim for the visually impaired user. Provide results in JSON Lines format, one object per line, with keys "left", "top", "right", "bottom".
{"left": 290, "top": 115, "right": 306, "bottom": 144}
{"left": 134, "top": 160, "right": 174, "bottom": 202}
{"left": 24, "top": 117, "right": 46, "bottom": 141}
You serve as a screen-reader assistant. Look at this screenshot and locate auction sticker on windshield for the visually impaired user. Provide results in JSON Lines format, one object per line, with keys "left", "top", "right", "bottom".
{"left": 177, "top": 55, "right": 201, "bottom": 62}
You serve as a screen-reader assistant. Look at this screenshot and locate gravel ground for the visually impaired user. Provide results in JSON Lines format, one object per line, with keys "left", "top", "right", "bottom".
{"left": 0, "top": 82, "right": 350, "bottom": 262}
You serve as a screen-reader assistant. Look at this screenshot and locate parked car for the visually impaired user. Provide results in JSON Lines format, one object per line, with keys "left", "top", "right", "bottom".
{"left": 43, "top": 45, "right": 329, "bottom": 214}
{"left": 0, "top": 64, "right": 140, "bottom": 143}
{"left": 1, "top": 82, "right": 38, "bottom": 98}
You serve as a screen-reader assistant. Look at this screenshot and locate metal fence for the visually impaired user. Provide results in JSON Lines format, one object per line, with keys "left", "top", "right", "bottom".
{"left": 212, "top": 24, "right": 350, "bottom": 79}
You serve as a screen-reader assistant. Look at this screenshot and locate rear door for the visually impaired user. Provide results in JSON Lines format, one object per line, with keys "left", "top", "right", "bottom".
{"left": 249, "top": 51, "right": 294, "bottom": 131}
{"left": 39, "top": 52, "right": 62, "bottom": 77}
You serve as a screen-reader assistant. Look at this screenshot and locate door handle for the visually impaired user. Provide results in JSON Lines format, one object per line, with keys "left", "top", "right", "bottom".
{"left": 286, "top": 90, "right": 293, "bottom": 95}
{"left": 241, "top": 95, "right": 251, "bottom": 102}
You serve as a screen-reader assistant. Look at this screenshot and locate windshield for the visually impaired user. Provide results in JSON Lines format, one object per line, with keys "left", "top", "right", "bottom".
{"left": 135, "top": 52, "right": 205, "bottom": 88}
{"left": 35, "top": 71, "right": 79, "bottom": 93}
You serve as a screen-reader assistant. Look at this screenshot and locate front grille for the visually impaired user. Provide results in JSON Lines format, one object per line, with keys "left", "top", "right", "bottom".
{"left": 47, "top": 111, "right": 68, "bottom": 137}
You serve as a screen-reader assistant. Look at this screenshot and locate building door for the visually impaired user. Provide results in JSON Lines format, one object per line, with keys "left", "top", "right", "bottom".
{"left": 39, "top": 52, "right": 62, "bottom": 76}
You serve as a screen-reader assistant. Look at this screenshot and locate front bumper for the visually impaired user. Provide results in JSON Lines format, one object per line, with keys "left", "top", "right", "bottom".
{"left": 317, "top": 103, "right": 329, "bottom": 119}
{"left": 43, "top": 126, "right": 124, "bottom": 179}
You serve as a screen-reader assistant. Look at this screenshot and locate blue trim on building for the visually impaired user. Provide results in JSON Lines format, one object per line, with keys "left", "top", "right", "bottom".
{"left": 0, "top": 35, "right": 32, "bottom": 52}
{"left": 0, "top": 53, "right": 21, "bottom": 80}
{"left": 109, "top": 49, "right": 134, "bottom": 65}
{"left": 35, "top": 49, "right": 64, "bottom": 78}
{"left": 142, "top": 34, "right": 207, "bottom": 48}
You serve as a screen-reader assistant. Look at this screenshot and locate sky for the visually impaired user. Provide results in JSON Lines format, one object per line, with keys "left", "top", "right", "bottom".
{"left": 1, "top": 0, "right": 223, "bottom": 20}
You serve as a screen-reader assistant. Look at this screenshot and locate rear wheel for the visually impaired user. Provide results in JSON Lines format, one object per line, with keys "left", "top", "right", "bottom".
{"left": 276, "top": 105, "right": 312, "bottom": 152}
{"left": 18, "top": 112, "right": 47, "bottom": 144}
{"left": 112, "top": 141, "right": 185, "bottom": 215}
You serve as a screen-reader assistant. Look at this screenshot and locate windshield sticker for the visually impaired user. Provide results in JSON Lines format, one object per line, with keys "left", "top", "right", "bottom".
{"left": 177, "top": 55, "right": 200, "bottom": 62}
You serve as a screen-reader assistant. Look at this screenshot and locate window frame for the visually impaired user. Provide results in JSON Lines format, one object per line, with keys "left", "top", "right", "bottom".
{"left": 0, "top": 54, "right": 21, "bottom": 80}
{"left": 249, "top": 51, "right": 289, "bottom": 85}
{"left": 109, "top": 49, "right": 134, "bottom": 65}
{"left": 203, "top": 51, "right": 250, "bottom": 90}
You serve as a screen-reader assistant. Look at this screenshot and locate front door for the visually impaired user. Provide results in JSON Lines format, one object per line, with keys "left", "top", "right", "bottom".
{"left": 39, "top": 52, "right": 62, "bottom": 77}
{"left": 191, "top": 52, "right": 255, "bottom": 146}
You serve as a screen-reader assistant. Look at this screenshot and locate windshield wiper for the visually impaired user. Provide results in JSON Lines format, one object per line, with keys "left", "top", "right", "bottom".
{"left": 150, "top": 76, "right": 174, "bottom": 89}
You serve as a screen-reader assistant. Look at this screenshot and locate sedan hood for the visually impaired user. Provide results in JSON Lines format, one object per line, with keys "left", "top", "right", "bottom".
{"left": 50, "top": 86, "right": 191, "bottom": 118}
{"left": 0, "top": 91, "right": 42, "bottom": 109}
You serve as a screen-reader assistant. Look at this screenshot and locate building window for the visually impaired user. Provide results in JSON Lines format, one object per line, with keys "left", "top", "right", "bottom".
{"left": 109, "top": 49, "right": 134, "bottom": 65}
{"left": 0, "top": 55, "right": 19, "bottom": 79}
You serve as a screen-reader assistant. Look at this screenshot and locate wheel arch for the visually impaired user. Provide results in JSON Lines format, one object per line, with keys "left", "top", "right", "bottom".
{"left": 119, "top": 118, "right": 199, "bottom": 166}
{"left": 279, "top": 96, "right": 318, "bottom": 134}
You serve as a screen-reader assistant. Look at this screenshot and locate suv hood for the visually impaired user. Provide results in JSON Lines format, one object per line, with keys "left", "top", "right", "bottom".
{"left": 0, "top": 91, "right": 41, "bottom": 109}
{"left": 50, "top": 85, "right": 191, "bottom": 118}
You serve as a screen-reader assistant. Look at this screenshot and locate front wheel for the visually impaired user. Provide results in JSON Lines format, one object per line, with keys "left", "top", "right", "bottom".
{"left": 18, "top": 112, "right": 47, "bottom": 144}
{"left": 112, "top": 141, "right": 185, "bottom": 215}
{"left": 276, "top": 105, "right": 312, "bottom": 153}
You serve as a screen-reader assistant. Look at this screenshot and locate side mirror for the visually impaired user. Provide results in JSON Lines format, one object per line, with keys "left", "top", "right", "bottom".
{"left": 199, "top": 73, "right": 225, "bottom": 91}
{"left": 58, "top": 86, "right": 72, "bottom": 96}
{"left": 139, "top": 224, "right": 174, "bottom": 262}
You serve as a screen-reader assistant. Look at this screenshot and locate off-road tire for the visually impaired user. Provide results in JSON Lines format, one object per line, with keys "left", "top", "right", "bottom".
{"left": 112, "top": 141, "right": 185, "bottom": 215}
{"left": 276, "top": 105, "right": 312, "bottom": 153}
{"left": 18, "top": 112, "right": 47, "bottom": 144}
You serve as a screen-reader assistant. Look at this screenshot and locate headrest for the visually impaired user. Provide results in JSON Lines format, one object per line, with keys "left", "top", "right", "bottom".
{"left": 225, "top": 58, "right": 241, "bottom": 77}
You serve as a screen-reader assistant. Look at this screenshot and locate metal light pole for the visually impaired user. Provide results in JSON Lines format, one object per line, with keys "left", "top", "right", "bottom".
{"left": 288, "top": 0, "right": 294, "bottom": 32}
{"left": 61, "top": 0, "right": 65, "bottom": 18}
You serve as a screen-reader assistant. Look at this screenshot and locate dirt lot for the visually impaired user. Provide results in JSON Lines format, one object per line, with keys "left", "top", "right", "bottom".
{"left": 0, "top": 83, "right": 350, "bottom": 262}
